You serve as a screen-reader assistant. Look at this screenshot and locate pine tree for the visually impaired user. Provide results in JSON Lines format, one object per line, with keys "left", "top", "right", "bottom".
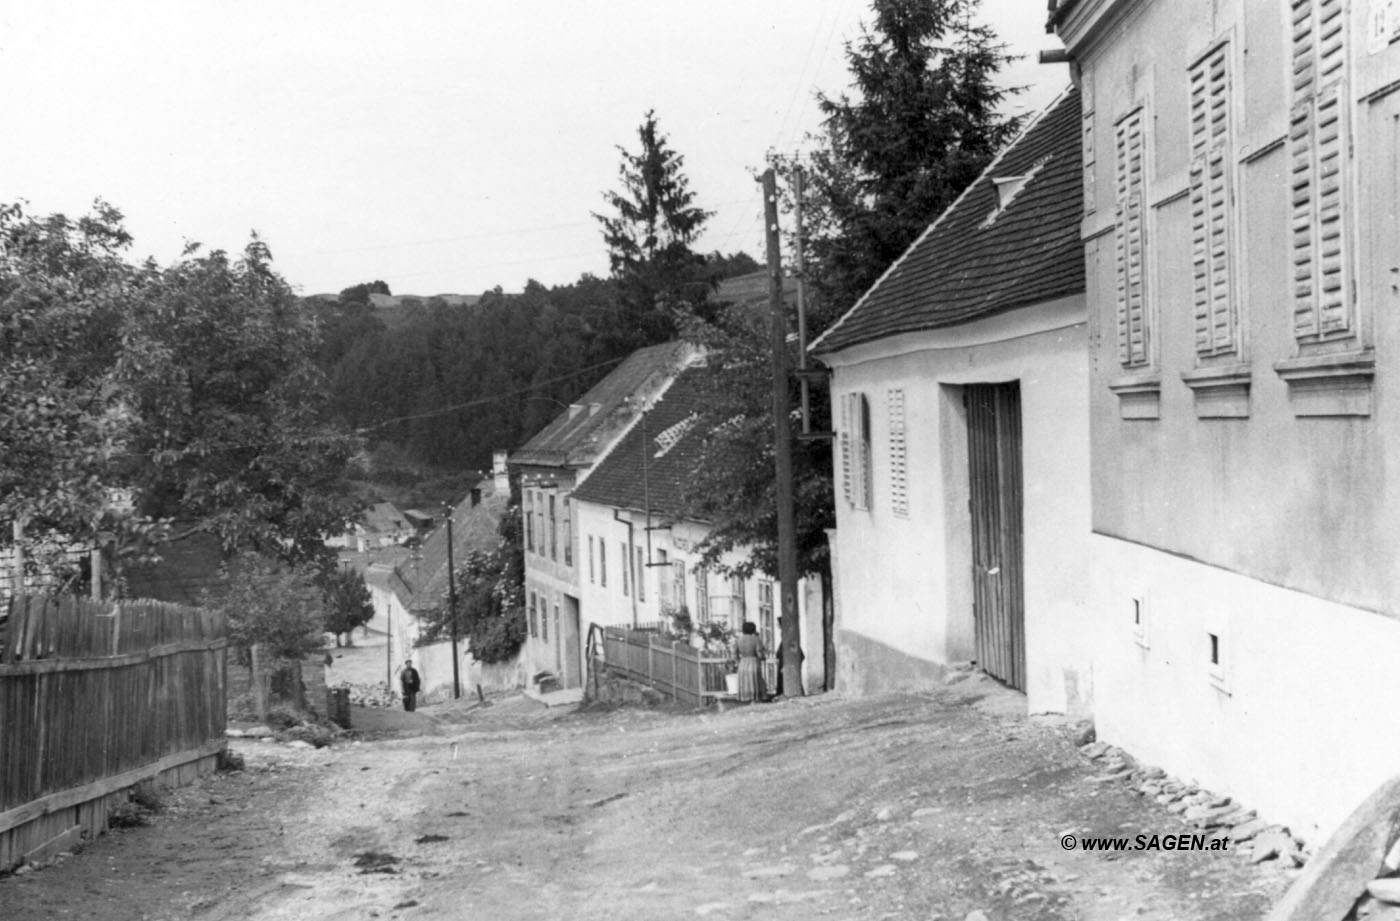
{"left": 593, "top": 110, "right": 712, "bottom": 351}
{"left": 802, "top": 0, "right": 1024, "bottom": 327}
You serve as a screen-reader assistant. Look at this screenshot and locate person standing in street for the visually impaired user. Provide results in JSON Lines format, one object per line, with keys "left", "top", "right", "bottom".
{"left": 399, "top": 660, "right": 422, "bottom": 712}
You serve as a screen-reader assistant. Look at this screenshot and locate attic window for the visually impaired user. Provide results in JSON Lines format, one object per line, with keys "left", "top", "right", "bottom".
{"left": 979, "top": 157, "right": 1051, "bottom": 228}
{"left": 653, "top": 413, "right": 698, "bottom": 458}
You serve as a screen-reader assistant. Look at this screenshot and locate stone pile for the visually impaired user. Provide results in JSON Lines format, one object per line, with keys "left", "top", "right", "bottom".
{"left": 1079, "top": 739, "right": 1308, "bottom": 867}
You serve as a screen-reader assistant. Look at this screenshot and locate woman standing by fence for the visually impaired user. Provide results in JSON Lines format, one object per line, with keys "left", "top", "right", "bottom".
{"left": 735, "top": 621, "right": 765, "bottom": 703}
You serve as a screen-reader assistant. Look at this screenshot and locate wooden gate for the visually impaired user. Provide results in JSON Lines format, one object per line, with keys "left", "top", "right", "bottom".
{"left": 966, "top": 383, "right": 1026, "bottom": 690}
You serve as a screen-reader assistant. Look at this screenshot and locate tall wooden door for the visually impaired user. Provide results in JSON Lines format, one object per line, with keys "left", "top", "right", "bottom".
{"left": 965, "top": 383, "right": 1026, "bottom": 691}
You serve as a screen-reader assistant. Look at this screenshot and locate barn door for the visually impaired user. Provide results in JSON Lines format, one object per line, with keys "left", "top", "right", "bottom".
{"left": 965, "top": 383, "right": 1026, "bottom": 691}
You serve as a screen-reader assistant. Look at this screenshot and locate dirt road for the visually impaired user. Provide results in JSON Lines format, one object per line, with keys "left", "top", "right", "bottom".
{"left": 0, "top": 678, "right": 1293, "bottom": 920}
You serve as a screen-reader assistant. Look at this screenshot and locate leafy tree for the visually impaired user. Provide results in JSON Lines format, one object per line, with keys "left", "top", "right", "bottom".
{"left": 0, "top": 202, "right": 142, "bottom": 562}
{"left": 201, "top": 551, "right": 328, "bottom": 717}
{"left": 799, "top": 0, "right": 1023, "bottom": 325}
{"left": 0, "top": 200, "right": 358, "bottom": 593}
{"left": 593, "top": 110, "right": 712, "bottom": 351}
{"left": 323, "top": 566, "right": 374, "bottom": 646}
{"left": 115, "top": 236, "right": 357, "bottom": 565}
{"left": 417, "top": 506, "right": 525, "bottom": 665}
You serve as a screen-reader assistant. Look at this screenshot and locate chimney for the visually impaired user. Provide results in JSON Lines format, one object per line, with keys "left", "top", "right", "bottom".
{"left": 492, "top": 449, "right": 509, "bottom": 491}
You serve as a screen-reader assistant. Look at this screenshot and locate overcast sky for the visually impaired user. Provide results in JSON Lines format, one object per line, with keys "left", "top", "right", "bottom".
{"left": 0, "top": 2, "right": 1067, "bottom": 297}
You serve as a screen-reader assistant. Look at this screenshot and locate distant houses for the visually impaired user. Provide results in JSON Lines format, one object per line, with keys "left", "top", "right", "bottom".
{"left": 361, "top": 465, "right": 513, "bottom": 700}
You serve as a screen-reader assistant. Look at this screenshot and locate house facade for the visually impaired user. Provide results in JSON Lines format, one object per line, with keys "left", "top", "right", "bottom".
{"left": 1050, "top": 0, "right": 1400, "bottom": 839}
{"left": 570, "top": 366, "right": 825, "bottom": 694}
{"left": 509, "top": 342, "right": 696, "bottom": 690}
{"left": 811, "top": 88, "right": 1091, "bottom": 715}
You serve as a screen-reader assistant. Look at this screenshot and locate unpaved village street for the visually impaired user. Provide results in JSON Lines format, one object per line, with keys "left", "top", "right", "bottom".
{"left": 0, "top": 679, "right": 1293, "bottom": 921}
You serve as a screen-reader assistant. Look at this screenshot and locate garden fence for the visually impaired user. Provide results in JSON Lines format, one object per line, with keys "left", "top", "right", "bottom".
{"left": 600, "top": 625, "right": 733, "bottom": 706}
{"left": 0, "top": 594, "right": 227, "bottom": 870}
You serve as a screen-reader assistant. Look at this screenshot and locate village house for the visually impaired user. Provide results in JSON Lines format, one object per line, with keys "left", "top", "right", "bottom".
{"left": 810, "top": 87, "right": 1090, "bottom": 715}
{"left": 1049, "top": 0, "right": 1400, "bottom": 841}
{"left": 362, "top": 460, "right": 512, "bottom": 700}
{"left": 569, "top": 364, "right": 825, "bottom": 695}
{"left": 508, "top": 341, "right": 697, "bottom": 691}
{"left": 325, "top": 501, "right": 413, "bottom": 552}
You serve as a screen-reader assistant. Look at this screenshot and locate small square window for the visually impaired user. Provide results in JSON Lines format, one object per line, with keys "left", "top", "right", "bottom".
{"left": 1205, "top": 625, "right": 1230, "bottom": 695}
{"left": 1131, "top": 594, "right": 1149, "bottom": 649}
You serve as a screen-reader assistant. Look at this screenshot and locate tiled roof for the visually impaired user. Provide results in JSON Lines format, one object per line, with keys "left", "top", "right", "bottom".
{"left": 570, "top": 366, "right": 714, "bottom": 520}
{"left": 362, "top": 502, "right": 408, "bottom": 534}
{"left": 509, "top": 341, "right": 694, "bottom": 469}
{"left": 399, "top": 482, "right": 510, "bottom": 612}
{"left": 812, "top": 87, "right": 1084, "bottom": 355}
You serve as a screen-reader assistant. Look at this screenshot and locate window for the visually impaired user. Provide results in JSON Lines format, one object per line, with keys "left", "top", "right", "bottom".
{"left": 1289, "top": 0, "right": 1354, "bottom": 343}
{"left": 887, "top": 388, "right": 908, "bottom": 518}
{"left": 758, "top": 580, "right": 775, "bottom": 651}
{"left": 621, "top": 542, "right": 629, "bottom": 597}
{"left": 840, "top": 393, "right": 873, "bottom": 510}
{"left": 694, "top": 566, "right": 709, "bottom": 622}
{"left": 729, "top": 574, "right": 746, "bottom": 629}
{"left": 525, "top": 491, "right": 534, "bottom": 552}
{"left": 1115, "top": 107, "right": 1150, "bottom": 368}
{"left": 636, "top": 547, "right": 646, "bottom": 602}
{"left": 1189, "top": 43, "right": 1238, "bottom": 357}
{"left": 540, "top": 594, "right": 548, "bottom": 642}
{"left": 672, "top": 560, "right": 687, "bottom": 610}
{"left": 600, "top": 539, "right": 607, "bottom": 588}
{"left": 548, "top": 495, "right": 557, "bottom": 561}
{"left": 656, "top": 549, "right": 669, "bottom": 604}
{"left": 563, "top": 497, "right": 573, "bottom": 566}
{"left": 588, "top": 535, "right": 595, "bottom": 583}
{"left": 528, "top": 590, "right": 538, "bottom": 637}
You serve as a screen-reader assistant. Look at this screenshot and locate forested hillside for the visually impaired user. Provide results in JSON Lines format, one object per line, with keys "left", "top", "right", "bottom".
{"left": 310, "top": 251, "right": 759, "bottom": 476}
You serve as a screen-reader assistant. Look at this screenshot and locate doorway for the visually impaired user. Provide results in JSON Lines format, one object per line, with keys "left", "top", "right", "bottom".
{"left": 965, "top": 382, "right": 1026, "bottom": 690}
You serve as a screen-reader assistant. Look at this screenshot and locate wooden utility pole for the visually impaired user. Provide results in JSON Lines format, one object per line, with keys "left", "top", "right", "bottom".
{"left": 763, "top": 169, "right": 803, "bottom": 697}
{"left": 445, "top": 505, "right": 462, "bottom": 699}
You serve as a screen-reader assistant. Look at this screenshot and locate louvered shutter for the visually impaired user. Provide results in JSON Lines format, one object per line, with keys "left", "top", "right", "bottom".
{"left": 1290, "top": 0, "right": 1352, "bottom": 341}
{"left": 1114, "top": 110, "right": 1149, "bottom": 367}
{"left": 1189, "top": 44, "right": 1236, "bottom": 356}
{"left": 857, "top": 394, "right": 873, "bottom": 511}
{"left": 888, "top": 388, "right": 908, "bottom": 518}
{"left": 839, "top": 393, "right": 853, "bottom": 507}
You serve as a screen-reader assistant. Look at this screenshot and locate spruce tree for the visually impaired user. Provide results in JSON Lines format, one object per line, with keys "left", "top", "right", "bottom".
{"left": 802, "top": 0, "right": 1023, "bottom": 327}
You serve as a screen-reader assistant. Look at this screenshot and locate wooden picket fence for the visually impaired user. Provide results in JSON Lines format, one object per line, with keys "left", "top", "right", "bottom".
{"left": 0, "top": 595, "right": 227, "bottom": 871}
{"left": 601, "top": 625, "right": 734, "bottom": 707}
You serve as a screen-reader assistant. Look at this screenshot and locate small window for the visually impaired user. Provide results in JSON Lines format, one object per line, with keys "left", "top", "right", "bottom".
{"left": 621, "top": 542, "right": 629, "bottom": 597}
{"left": 636, "top": 547, "right": 646, "bottom": 602}
{"left": 600, "top": 539, "right": 607, "bottom": 588}
{"left": 588, "top": 535, "right": 595, "bottom": 583}
{"left": 1205, "top": 624, "right": 1229, "bottom": 694}
{"left": 1132, "top": 594, "right": 1149, "bottom": 649}
{"left": 540, "top": 595, "right": 548, "bottom": 642}
{"left": 528, "top": 590, "right": 538, "bottom": 637}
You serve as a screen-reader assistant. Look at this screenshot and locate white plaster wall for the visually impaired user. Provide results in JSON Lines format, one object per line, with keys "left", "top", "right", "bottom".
{"left": 824, "top": 298, "right": 1091, "bottom": 713}
{"left": 1092, "top": 532, "right": 1400, "bottom": 843}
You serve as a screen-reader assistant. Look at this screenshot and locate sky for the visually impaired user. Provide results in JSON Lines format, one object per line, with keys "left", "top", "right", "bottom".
{"left": 0, "top": 2, "right": 1067, "bottom": 298}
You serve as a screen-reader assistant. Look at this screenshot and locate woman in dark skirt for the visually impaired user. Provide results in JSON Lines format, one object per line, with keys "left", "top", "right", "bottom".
{"left": 735, "top": 621, "right": 766, "bottom": 703}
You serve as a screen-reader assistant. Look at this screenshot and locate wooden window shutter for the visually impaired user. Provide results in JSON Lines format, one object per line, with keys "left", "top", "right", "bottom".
{"left": 1189, "top": 44, "right": 1237, "bottom": 356}
{"left": 839, "top": 393, "right": 853, "bottom": 507}
{"left": 1114, "top": 110, "right": 1149, "bottom": 367}
{"left": 1290, "top": 0, "right": 1353, "bottom": 341}
{"left": 888, "top": 388, "right": 908, "bottom": 518}
{"left": 857, "top": 394, "right": 873, "bottom": 511}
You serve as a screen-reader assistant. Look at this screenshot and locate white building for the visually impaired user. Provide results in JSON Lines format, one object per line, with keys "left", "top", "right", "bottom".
{"left": 811, "top": 88, "right": 1092, "bottom": 715}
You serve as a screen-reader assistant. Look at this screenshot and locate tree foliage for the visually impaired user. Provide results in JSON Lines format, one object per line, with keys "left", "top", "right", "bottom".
{"left": 678, "top": 309, "right": 834, "bottom": 582}
{"left": 799, "top": 0, "right": 1024, "bottom": 324}
{"left": 323, "top": 566, "right": 374, "bottom": 645}
{"left": 0, "top": 200, "right": 357, "bottom": 588}
{"left": 416, "top": 506, "right": 526, "bottom": 664}
{"left": 593, "top": 110, "right": 713, "bottom": 350}
{"left": 201, "top": 551, "right": 328, "bottom": 662}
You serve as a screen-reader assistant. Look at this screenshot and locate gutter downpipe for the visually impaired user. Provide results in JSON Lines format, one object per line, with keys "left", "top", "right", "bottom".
{"left": 614, "top": 508, "right": 637, "bottom": 628}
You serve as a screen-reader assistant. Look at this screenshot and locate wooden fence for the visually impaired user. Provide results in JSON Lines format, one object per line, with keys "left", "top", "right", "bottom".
{"left": 601, "top": 625, "right": 735, "bottom": 706}
{"left": 0, "top": 595, "right": 227, "bottom": 871}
